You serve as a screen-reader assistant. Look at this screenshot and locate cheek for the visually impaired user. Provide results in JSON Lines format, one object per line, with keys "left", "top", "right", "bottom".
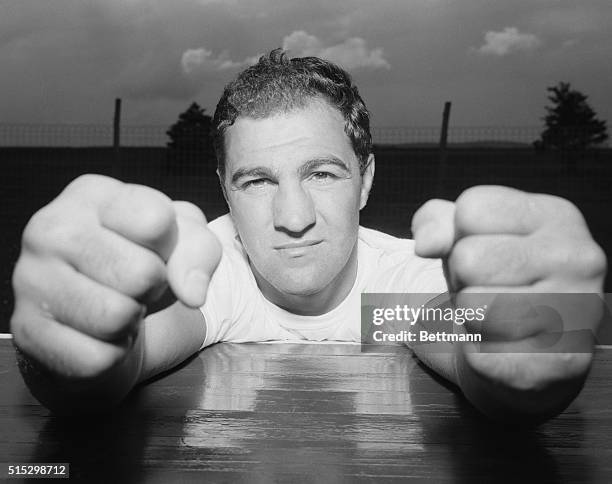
{"left": 228, "top": 194, "right": 273, "bottom": 248}
{"left": 314, "top": 184, "right": 361, "bottom": 225}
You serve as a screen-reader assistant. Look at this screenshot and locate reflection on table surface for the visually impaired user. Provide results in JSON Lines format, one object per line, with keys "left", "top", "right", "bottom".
{"left": 1, "top": 339, "right": 611, "bottom": 482}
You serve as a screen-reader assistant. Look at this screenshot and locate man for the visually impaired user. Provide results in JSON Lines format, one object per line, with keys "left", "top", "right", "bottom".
{"left": 10, "top": 49, "right": 606, "bottom": 420}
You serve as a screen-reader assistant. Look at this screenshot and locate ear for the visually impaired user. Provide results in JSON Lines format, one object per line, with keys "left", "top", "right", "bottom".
{"left": 217, "top": 169, "right": 230, "bottom": 206}
{"left": 359, "top": 154, "right": 375, "bottom": 210}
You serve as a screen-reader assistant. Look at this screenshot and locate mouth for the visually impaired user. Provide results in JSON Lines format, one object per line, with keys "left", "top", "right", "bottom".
{"left": 274, "top": 240, "right": 323, "bottom": 257}
{"left": 274, "top": 240, "right": 323, "bottom": 250}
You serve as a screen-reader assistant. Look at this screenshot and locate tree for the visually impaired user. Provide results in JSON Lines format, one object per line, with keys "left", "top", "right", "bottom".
{"left": 166, "top": 102, "right": 212, "bottom": 151}
{"left": 536, "top": 82, "right": 608, "bottom": 150}
{"left": 166, "top": 102, "right": 214, "bottom": 174}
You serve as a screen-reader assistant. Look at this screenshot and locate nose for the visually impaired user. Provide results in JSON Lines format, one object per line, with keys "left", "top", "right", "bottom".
{"left": 273, "top": 180, "right": 316, "bottom": 235}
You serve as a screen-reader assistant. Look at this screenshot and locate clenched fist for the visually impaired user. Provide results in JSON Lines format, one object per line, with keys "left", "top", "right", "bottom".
{"left": 412, "top": 185, "right": 607, "bottom": 420}
{"left": 11, "top": 175, "right": 221, "bottom": 383}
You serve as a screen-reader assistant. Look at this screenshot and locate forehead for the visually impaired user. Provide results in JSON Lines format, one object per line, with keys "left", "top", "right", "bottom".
{"left": 224, "top": 100, "right": 357, "bottom": 172}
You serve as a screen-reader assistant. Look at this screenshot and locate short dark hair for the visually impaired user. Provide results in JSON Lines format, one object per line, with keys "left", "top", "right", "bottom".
{"left": 212, "top": 48, "right": 373, "bottom": 179}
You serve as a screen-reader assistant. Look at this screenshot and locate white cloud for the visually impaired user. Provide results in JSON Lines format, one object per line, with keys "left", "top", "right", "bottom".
{"left": 282, "top": 30, "right": 390, "bottom": 69}
{"left": 181, "top": 48, "right": 260, "bottom": 74}
{"left": 476, "top": 27, "right": 541, "bottom": 56}
{"left": 181, "top": 30, "right": 390, "bottom": 76}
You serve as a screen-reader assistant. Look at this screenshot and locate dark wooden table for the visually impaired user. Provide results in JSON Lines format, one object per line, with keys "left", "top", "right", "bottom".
{"left": 1, "top": 339, "right": 611, "bottom": 482}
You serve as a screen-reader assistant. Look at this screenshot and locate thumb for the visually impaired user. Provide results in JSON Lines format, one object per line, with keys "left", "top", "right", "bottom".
{"left": 411, "top": 199, "right": 456, "bottom": 258}
{"left": 166, "top": 202, "right": 222, "bottom": 308}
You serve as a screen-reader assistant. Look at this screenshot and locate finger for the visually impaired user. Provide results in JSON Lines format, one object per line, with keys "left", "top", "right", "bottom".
{"left": 454, "top": 186, "right": 583, "bottom": 236}
{"left": 447, "top": 234, "right": 541, "bottom": 288}
{"left": 13, "top": 256, "right": 144, "bottom": 342}
{"left": 411, "top": 199, "right": 456, "bottom": 258}
{"left": 447, "top": 232, "right": 606, "bottom": 289}
{"left": 166, "top": 202, "right": 222, "bottom": 308}
{"left": 62, "top": 174, "right": 123, "bottom": 205}
{"left": 99, "top": 183, "right": 178, "bottom": 261}
{"left": 456, "top": 290, "right": 556, "bottom": 342}
{"left": 456, "top": 290, "right": 603, "bottom": 345}
{"left": 172, "top": 200, "right": 207, "bottom": 224}
{"left": 11, "top": 301, "right": 133, "bottom": 380}
{"left": 52, "top": 223, "right": 168, "bottom": 303}
{"left": 460, "top": 348, "right": 593, "bottom": 392}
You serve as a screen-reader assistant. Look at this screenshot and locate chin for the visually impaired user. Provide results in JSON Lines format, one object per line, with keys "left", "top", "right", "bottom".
{"left": 274, "top": 279, "right": 323, "bottom": 297}
{"left": 272, "top": 270, "right": 331, "bottom": 297}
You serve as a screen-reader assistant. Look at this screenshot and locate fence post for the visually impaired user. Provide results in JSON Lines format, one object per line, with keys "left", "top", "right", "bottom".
{"left": 113, "top": 98, "right": 121, "bottom": 178}
{"left": 436, "top": 101, "right": 451, "bottom": 197}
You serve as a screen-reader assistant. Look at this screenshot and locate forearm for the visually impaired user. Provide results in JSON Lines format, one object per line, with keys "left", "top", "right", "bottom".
{"left": 137, "top": 303, "right": 207, "bottom": 383}
{"left": 16, "top": 331, "right": 145, "bottom": 415}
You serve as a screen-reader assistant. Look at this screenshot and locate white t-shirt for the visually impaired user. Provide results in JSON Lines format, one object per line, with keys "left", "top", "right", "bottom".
{"left": 200, "top": 214, "right": 447, "bottom": 348}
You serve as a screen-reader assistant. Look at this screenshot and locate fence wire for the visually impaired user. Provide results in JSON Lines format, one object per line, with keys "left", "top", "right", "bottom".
{"left": 0, "top": 123, "right": 553, "bottom": 147}
{"left": 1, "top": 123, "right": 612, "bottom": 329}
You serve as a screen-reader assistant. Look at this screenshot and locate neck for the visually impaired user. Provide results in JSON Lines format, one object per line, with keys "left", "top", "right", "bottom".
{"left": 253, "top": 243, "right": 358, "bottom": 316}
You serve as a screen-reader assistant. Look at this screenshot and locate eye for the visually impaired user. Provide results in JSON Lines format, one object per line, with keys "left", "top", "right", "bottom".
{"left": 242, "top": 178, "right": 270, "bottom": 189}
{"left": 310, "top": 171, "right": 336, "bottom": 182}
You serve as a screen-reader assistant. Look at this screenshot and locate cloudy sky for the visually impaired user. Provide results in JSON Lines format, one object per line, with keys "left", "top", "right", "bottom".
{"left": 1, "top": 0, "right": 611, "bottom": 128}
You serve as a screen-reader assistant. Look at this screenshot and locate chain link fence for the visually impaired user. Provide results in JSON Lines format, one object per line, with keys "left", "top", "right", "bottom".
{"left": 0, "top": 123, "right": 549, "bottom": 147}
{"left": 1, "top": 123, "right": 611, "bottom": 331}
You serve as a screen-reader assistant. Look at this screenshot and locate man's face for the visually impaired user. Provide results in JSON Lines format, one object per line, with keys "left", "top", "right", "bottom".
{"left": 221, "top": 100, "right": 374, "bottom": 305}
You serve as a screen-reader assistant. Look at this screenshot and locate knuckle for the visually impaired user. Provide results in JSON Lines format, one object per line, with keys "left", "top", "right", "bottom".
{"left": 412, "top": 198, "right": 454, "bottom": 237}
{"left": 11, "top": 257, "right": 32, "bottom": 296}
{"left": 456, "top": 185, "right": 484, "bottom": 206}
{"left": 22, "top": 206, "right": 66, "bottom": 253}
{"left": 542, "top": 235, "right": 607, "bottom": 280}
{"left": 455, "top": 185, "right": 490, "bottom": 210}
{"left": 538, "top": 194, "right": 586, "bottom": 229}
{"left": 95, "top": 294, "right": 143, "bottom": 340}
{"left": 124, "top": 186, "right": 175, "bottom": 240}
{"left": 576, "top": 241, "right": 607, "bottom": 279}
{"left": 63, "top": 342, "right": 127, "bottom": 380}
{"left": 173, "top": 200, "right": 207, "bottom": 224}
{"left": 80, "top": 347, "right": 125, "bottom": 378}
{"left": 547, "top": 195, "right": 583, "bottom": 220}
{"left": 510, "top": 353, "right": 592, "bottom": 392}
{"left": 127, "top": 255, "right": 166, "bottom": 297}
{"left": 454, "top": 187, "right": 484, "bottom": 232}
{"left": 11, "top": 256, "right": 54, "bottom": 306}
{"left": 9, "top": 305, "right": 31, "bottom": 348}
{"left": 10, "top": 303, "right": 49, "bottom": 360}
{"left": 449, "top": 238, "right": 479, "bottom": 284}
{"left": 418, "top": 198, "right": 446, "bottom": 215}
{"left": 66, "top": 173, "right": 101, "bottom": 191}
{"left": 63, "top": 174, "right": 119, "bottom": 203}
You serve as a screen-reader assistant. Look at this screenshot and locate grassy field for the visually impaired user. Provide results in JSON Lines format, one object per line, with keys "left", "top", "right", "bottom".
{"left": 2, "top": 146, "right": 611, "bottom": 334}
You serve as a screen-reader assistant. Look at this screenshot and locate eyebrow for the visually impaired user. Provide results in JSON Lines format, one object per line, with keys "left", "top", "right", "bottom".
{"left": 298, "top": 157, "right": 351, "bottom": 176}
{"left": 231, "top": 166, "right": 274, "bottom": 185}
{"left": 230, "top": 156, "right": 351, "bottom": 185}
